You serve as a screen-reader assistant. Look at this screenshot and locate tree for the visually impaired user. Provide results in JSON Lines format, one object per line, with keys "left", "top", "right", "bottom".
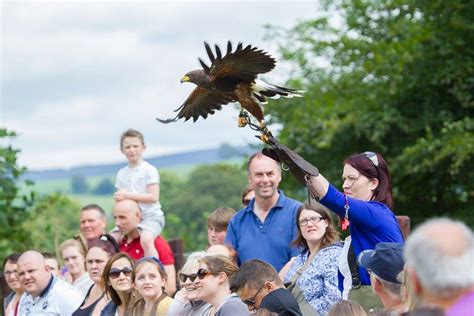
{"left": 71, "top": 174, "right": 89, "bottom": 194}
{"left": 92, "top": 177, "right": 116, "bottom": 195}
{"left": 0, "top": 128, "right": 35, "bottom": 257}
{"left": 161, "top": 163, "right": 248, "bottom": 250}
{"left": 22, "top": 193, "right": 81, "bottom": 254}
{"left": 266, "top": 0, "right": 473, "bottom": 226}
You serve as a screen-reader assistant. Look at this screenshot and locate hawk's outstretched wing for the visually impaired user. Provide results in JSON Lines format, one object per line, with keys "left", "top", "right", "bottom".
{"left": 156, "top": 87, "right": 235, "bottom": 123}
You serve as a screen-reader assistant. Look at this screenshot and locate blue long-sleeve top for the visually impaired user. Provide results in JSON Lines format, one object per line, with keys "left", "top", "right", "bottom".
{"left": 320, "top": 184, "right": 404, "bottom": 286}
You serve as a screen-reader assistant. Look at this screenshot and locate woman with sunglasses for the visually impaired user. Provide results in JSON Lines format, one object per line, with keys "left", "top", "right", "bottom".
{"left": 100, "top": 253, "right": 134, "bottom": 316}
{"left": 72, "top": 234, "right": 119, "bottom": 316}
{"left": 194, "top": 255, "right": 248, "bottom": 315}
{"left": 59, "top": 239, "right": 93, "bottom": 296}
{"left": 282, "top": 203, "right": 341, "bottom": 315}
{"left": 130, "top": 257, "right": 173, "bottom": 315}
{"left": 168, "top": 251, "right": 213, "bottom": 316}
{"left": 263, "top": 142, "right": 404, "bottom": 304}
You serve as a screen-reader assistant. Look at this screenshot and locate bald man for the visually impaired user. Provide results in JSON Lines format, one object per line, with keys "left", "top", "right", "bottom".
{"left": 113, "top": 199, "right": 177, "bottom": 295}
{"left": 404, "top": 218, "right": 474, "bottom": 315}
{"left": 17, "top": 250, "right": 84, "bottom": 315}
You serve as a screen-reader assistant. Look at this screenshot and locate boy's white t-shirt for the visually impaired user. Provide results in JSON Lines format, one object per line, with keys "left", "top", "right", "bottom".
{"left": 115, "top": 160, "right": 163, "bottom": 218}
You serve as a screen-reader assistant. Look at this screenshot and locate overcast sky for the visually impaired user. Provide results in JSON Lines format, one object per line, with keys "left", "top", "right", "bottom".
{"left": 1, "top": 0, "right": 318, "bottom": 170}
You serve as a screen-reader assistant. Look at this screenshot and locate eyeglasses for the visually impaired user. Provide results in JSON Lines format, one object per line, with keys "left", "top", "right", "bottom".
{"left": 241, "top": 284, "right": 265, "bottom": 308}
{"left": 179, "top": 273, "right": 198, "bottom": 283}
{"left": 362, "top": 151, "right": 379, "bottom": 167}
{"left": 109, "top": 266, "right": 132, "bottom": 279}
{"left": 298, "top": 216, "right": 325, "bottom": 226}
{"left": 196, "top": 268, "right": 219, "bottom": 280}
{"left": 4, "top": 270, "right": 17, "bottom": 277}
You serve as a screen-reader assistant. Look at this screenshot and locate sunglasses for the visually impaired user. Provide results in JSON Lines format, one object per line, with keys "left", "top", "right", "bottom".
{"left": 179, "top": 273, "right": 198, "bottom": 283}
{"left": 362, "top": 151, "right": 379, "bottom": 167}
{"left": 196, "top": 268, "right": 219, "bottom": 279}
{"left": 179, "top": 268, "right": 219, "bottom": 283}
{"left": 109, "top": 266, "right": 132, "bottom": 279}
{"left": 241, "top": 284, "right": 265, "bottom": 308}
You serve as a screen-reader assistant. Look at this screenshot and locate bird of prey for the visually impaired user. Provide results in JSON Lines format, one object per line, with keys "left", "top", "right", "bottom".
{"left": 156, "top": 41, "right": 303, "bottom": 139}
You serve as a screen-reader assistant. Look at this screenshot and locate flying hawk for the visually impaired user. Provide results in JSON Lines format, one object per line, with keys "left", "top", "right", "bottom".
{"left": 157, "top": 41, "right": 303, "bottom": 137}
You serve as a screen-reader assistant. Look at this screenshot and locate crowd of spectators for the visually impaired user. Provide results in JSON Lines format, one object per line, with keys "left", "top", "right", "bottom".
{"left": 2, "top": 130, "right": 473, "bottom": 315}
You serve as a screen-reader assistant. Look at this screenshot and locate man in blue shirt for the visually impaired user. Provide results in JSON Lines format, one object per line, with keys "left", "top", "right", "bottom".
{"left": 225, "top": 152, "right": 302, "bottom": 271}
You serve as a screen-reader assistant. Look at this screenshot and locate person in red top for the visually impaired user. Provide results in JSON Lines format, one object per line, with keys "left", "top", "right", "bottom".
{"left": 113, "top": 199, "right": 176, "bottom": 296}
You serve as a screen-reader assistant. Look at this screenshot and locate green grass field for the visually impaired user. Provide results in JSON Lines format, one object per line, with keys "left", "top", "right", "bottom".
{"left": 22, "top": 158, "right": 244, "bottom": 201}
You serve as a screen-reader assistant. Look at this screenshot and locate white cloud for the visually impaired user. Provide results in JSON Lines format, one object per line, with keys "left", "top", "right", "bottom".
{"left": 1, "top": 1, "right": 318, "bottom": 169}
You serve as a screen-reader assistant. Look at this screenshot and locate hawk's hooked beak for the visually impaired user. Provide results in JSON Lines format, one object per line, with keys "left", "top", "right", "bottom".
{"left": 180, "top": 75, "right": 190, "bottom": 83}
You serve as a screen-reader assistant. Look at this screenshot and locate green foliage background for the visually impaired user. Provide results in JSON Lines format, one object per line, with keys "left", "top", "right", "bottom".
{"left": 265, "top": 0, "right": 473, "bottom": 226}
{"left": 2, "top": 0, "right": 473, "bottom": 260}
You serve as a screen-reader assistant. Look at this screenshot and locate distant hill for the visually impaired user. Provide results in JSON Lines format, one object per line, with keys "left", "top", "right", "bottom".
{"left": 25, "top": 144, "right": 255, "bottom": 181}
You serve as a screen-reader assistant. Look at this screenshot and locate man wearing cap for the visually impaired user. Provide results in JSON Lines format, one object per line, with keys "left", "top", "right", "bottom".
{"left": 357, "top": 242, "right": 405, "bottom": 312}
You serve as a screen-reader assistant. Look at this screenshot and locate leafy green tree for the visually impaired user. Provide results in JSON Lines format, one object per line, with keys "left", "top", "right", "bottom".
{"left": 161, "top": 164, "right": 247, "bottom": 251}
{"left": 0, "top": 128, "right": 36, "bottom": 257}
{"left": 266, "top": 0, "right": 473, "bottom": 226}
{"left": 22, "top": 193, "right": 81, "bottom": 255}
{"left": 93, "top": 177, "right": 115, "bottom": 195}
{"left": 71, "top": 174, "right": 89, "bottom": 194}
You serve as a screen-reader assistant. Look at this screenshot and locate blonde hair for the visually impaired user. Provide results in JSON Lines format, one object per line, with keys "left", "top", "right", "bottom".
{"left": 59, "top": 239, "right": 87, "bottom": 260}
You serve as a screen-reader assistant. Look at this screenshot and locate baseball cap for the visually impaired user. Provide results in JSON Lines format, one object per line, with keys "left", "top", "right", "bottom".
{"left": 357, "top": 242, "right": 404, "bottom": 284}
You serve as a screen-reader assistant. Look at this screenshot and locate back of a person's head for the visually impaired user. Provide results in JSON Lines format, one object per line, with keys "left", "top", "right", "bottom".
{"left": 230, "top": 259, "right": 283, "bottom": 292}
{"left": 404, "top": 217, "right": 474, "bottom": 298}
{"left": 206, "top": 244, "right": 238, "bottom": 265}
{"left": 207, "top": 207, "right": 235, "bottom": 231}
{"left": 328, "top": 300, "right": 367, "bottom": 316}
{"left": 41, "top": 252, "right": 57, "bottom": 260}
{"left": 255, "top": 308, "right": 279, "bottom": 316}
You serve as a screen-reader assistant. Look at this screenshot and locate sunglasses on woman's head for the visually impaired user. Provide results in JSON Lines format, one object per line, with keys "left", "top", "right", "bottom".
{"left": 362, "top": 151, "right": 379, "bottom": 167}
{"left": 179, "top": 273, "right": 198, "bottom": 283}
{"left": 109, "top": 266, "right": 132, "bottom": 279}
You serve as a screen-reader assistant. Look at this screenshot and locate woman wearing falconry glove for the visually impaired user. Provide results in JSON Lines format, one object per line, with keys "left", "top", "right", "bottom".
{"left": 262, "top": 136, "right": 403, "bottom": 307}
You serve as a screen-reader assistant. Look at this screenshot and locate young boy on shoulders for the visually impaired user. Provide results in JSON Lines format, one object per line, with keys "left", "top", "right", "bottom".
{"left": 112, "top": 129, "right": 164, "bottom": 258}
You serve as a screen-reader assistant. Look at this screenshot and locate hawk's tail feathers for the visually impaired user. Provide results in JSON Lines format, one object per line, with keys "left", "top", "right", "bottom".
{"left": 252, "top": 79, "right": 305, "bottom": 102}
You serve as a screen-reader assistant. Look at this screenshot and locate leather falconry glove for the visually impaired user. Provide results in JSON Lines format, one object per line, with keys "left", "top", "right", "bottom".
{"left": 262, "top": 135, "right": 320, "bottom": 187}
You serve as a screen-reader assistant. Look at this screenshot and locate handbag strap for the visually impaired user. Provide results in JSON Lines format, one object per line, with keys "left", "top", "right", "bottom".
{"left": 348, "top": 242, "right": 362, "bottom": 289}
{"left": 289, "top": 252, "right": 314, "bottom": 284}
